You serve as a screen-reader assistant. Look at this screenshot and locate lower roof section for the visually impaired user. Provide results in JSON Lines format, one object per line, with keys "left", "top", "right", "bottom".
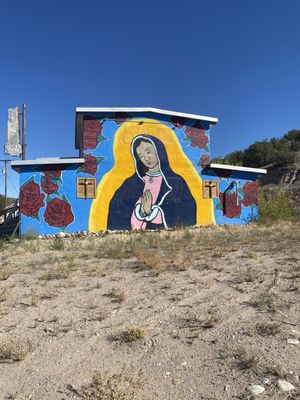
{"left": 209, "top": 163, "right": 267, "bottom": 174}
{"left": 11, "top": 157, "right": 85, "bottom": 172}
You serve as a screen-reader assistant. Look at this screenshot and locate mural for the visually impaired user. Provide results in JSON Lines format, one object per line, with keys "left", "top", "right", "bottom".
{"left": 89, "top": 118, "right": 215, "bottom": 232}
{"left": 19, "top": 169, "right": 75, "bottom": 232}
{"left": 16, "top": 111, "right": 262, "bottom": 236}
{"left": 108, "top": 135, "right": 196, "bottom": 230}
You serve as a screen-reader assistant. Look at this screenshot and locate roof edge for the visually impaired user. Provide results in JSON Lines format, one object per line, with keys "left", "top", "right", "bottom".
{"left": 209, "top": 163, "right": 267, "bottom": 174}
{"left": 11, "top": 158, "right": 85, "bottom": 172}
{"left": 75, "top": 107, "right": 218, "bottom": 124}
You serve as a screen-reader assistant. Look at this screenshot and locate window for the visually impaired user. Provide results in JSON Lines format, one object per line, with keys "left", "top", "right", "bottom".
{"left": 76, "top": 178, "right": 96, "bottom": 199}
{"left": 202, "top": 180, "right": 219, "bottom": 199}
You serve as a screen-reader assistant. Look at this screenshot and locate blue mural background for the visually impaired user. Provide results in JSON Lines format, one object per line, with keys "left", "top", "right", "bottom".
{"left": 18, "top": 111, "right": 260, "bottom": 235}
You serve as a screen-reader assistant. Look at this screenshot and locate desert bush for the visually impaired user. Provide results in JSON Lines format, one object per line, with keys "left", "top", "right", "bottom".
{"left": 256, "top": 322, "right": 281, "bottom": 336}
{"left": 123, "top": 326, "right": 146, "bottom": 342}
{"left": 259, "top": 189, "right": 293, "bottom": 223}
{"left": 251, "top": 292, "right": 286, "bottom": 312}
{"left": 108, "top": 288, "right": 126, "bottom": 303}
{"left": 0, "top": 335, "right": 29, "bottom": 362}
{"left": 50, "top": 237, "right": 65, "bottom": 251}
{"left": 80, "top": 370, "right": 144, "bottom": 400}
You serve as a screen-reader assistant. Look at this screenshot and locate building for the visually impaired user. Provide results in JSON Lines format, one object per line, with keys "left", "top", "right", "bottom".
{"left": 11, "top": 107, "right": 267, "bottom": 236}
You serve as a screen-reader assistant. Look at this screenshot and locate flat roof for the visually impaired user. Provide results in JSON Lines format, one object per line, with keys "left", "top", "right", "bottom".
{"left": 209, "top": 163, "right": 267, "bottom": 174}
{"left": 11, "top": 157, "right": 85, "bottom": 172}
{"left": 75, "top": 107, "right": 218, "bottom": 124}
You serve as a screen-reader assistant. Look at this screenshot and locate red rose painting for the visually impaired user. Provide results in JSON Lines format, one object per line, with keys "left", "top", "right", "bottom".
{"left": 219, "top": 192, "right": 241, "bottom": 219}
{"left": 185, "top": 126, "right": 209, "bottom": 149}
{"left": 241, "top": 181, "right": 258, "bottom": 207}
{"left": 44, "top": 197, "right": 74, "bottom": 228}
{"left": 20, "top": 180, "right": 45, "bottom": 218}
{"left": 41, "top": 175, "right": 59, "bottom": 195}
{"left": 84, "top": 154, "right": 98, "bottom": 175}
{"left": 83, "top": 117, "right": 103, "bottom": 149}
{"left": 76, "top": 153, "right": 104, "bottom": 175}
{"left": 43, "top": 170, "right": 61, "bottom": 177}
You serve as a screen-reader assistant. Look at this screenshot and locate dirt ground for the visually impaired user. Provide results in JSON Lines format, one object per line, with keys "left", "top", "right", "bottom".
{"left": 0, "top": 221, "right": 299, "bottom": 400}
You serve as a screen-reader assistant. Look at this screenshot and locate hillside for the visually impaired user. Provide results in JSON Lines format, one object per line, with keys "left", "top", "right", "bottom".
{"left": 213, "top": 130, "right": 300, "bottom": 168}
{"left": 213, "top": 130, "right": 300, "bottom": 216}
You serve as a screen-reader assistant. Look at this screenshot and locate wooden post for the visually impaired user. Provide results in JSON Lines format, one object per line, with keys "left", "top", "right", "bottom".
{"left": 22, "top": 103, "right": 26, "bottom": 160}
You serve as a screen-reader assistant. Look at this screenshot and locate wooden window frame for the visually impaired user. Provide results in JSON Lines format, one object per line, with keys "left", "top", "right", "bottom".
{"left": 202, "top": 180, "right": 219, "bottom": 199}
{"left": 76, "top": 178, "right": 96, "bottom": 199}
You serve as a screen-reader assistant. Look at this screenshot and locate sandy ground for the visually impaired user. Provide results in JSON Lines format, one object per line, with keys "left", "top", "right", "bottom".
{"left": 0, "top": 222, "right": 299, "bottom": 400}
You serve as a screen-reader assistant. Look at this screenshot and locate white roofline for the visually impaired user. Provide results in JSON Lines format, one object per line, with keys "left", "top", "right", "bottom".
{"left": 11, "top": 158, "right": 85, "bottom": 169}
{"left": 210, "top": 163, "right": 267, "bottom": 174}
{"left": 75, "top": 107, "right": 218, "bottom": 124}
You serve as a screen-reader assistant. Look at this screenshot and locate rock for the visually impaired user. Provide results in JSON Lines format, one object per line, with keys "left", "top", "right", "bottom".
{"left": 38, "top": 235, "right": 43, "bottom": 239}
{"left": 277, "top": 379, "right": 295, "bottom": 392}
{"left": 57, "top": 232, "right": 66, "bottom": 238}
{"left": 247, "top": 385, "right": 265, "bottom": 396}
{"left": 287, "top": 338, "right": 299, "bottom": 345}
{"left": 261, "top": 378, "right": 270, "bottom": 386}
{"left": 181, "top": 361, "right": 188, "bottom": 367}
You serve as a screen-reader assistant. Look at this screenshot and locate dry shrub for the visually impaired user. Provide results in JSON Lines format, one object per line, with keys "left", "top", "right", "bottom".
{"left": 97, "top": 238, "right": 135, "bottom": 259}
{"left": 108, "top": 288, "right": 126, "bottom": 303}
{"left": 0, "top": 289, "right": 8, "bottom": 303}
{"left": 0, "top": 268, "right": 11, "bottom": 281}
{"left": 240, "top": 266, "right": 262, "bottom": 283}
{"left": 252, "top": 291, "right": 286, "bottom": 312}
{"left": 50, "top": 237, "right": 65, "bottom": 251}
{"left": 0, "top": 335, "right": 29, "bottom": 362}
{"left": 79, "top": 369, "right": 144, "bottom": 400}
{"left": 256, "top": 322, "right": 281, "bottom": 336}
{"left": 235, "top": 348, "right": 260, "bottom": 371}
{"left": 40, "top": 265, "right": 70, "bottom": 281}
{"left": 135, "top": 249, "right": 162, "bottom": 273}
{"left": 122, "top": 326, "right": 146, "bottom": 342}
{"left": 202, "top": 307, "right": 220, "bottom": 328}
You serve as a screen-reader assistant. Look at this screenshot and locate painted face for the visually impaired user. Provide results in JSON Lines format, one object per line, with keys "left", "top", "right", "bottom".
{"left": 136, "top": 141, "right": 159, "bottom": 170}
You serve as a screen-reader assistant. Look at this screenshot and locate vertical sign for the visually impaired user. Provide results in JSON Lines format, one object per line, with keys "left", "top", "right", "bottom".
{"left": 4, "top": 107, "right": 22, "bottom": 156}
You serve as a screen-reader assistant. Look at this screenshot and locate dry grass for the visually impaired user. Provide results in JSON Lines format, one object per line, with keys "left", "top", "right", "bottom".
{"left": 122, "top": 326, "right": 147, "bottom": 342}
{"left": 235, "top": 348, "right": 261, "bottom": 371}
{"left": 0, "top": 335, "right": 29, "bottom": 363}
{"left": 78, "top": 369, "right": 144, "bottom": 400}
{"left": 0, "top": 268, "right": 12, "bottom": 281}
{"left": 256, "top": 322, "right": 281, "bottom": 336}
{"left": 251, "top": 291, "right": 287, "bottom": 312}
{"left": 0, "top": 220, "right": 298, "bottom": 399}
{"left": 108, "top": 288, "right": 126, "bottom": 303}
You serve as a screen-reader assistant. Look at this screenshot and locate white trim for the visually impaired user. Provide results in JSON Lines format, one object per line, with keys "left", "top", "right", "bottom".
{"left": 75, "top": 107, "right": 218, "bottom": 124}
{"left": 11, "top": 158, "right": 85, "bottom": 169}
{"left": 209, "top": 163, "right": 267, "bottom": 174}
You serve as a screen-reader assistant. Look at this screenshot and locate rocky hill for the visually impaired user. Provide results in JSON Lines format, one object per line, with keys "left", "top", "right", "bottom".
{"left": 260, "top": 152, "right": 300, "bottom": 216}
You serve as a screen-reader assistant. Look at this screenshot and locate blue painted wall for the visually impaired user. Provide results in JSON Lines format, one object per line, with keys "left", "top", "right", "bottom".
{"left": 18, "top": 111, "right": 260, "bottom": 235}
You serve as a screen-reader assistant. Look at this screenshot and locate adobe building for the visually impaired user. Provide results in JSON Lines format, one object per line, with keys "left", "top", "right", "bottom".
{"left": 11, "top": 107, "right": 267, "bottom": 236}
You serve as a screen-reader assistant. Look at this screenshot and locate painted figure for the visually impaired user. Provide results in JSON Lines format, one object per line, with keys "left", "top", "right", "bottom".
{"left": 108, "top": 135, "right": 196, "bottom": 230}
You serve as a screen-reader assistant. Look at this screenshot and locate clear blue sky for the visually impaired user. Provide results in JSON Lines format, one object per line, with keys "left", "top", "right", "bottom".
{"left": 1, "top": 0, "right": 300, "bottom": 197}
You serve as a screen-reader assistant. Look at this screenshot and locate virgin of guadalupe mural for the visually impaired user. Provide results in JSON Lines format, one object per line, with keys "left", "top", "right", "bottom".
{"left": 108, "top": 135, "right": 197, "bottom": 230}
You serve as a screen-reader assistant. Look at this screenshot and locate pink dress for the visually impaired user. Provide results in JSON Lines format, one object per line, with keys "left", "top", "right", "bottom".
{"left": 131, "top": 174, "right": 163, "bottom": 230}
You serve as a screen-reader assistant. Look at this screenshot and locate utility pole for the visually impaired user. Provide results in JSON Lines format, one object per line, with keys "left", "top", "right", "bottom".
{"left": 0, "top": 159, "right": 12, "bottom": 216}
{"left": 4, "top": 160, "right": 7, "bottom": 209}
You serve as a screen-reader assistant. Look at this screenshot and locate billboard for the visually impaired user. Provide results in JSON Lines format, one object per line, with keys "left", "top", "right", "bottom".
{"left": 4, "top": 107, "right": 22, "bottom": 156}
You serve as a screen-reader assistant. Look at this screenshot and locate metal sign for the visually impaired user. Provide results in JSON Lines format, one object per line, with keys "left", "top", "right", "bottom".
{"left": 4, "top": 107, "right": 22, "bottom": 156}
